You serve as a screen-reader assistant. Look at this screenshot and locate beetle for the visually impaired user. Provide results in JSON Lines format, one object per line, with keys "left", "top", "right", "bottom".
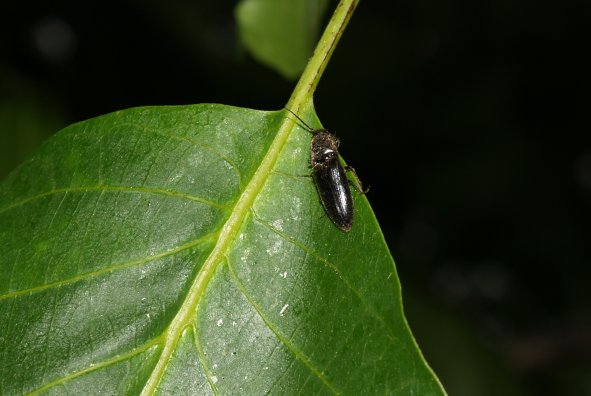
{"left": 285, "top": 108, "right": 365, "bottom": 232}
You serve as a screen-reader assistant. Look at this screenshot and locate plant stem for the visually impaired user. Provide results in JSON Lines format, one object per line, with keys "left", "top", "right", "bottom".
{"left": 286, "top": 0, "right": 360, "bottom": 115}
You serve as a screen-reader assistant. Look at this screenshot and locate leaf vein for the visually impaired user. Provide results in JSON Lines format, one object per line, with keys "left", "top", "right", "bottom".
{"left": 139, "top": 109, "right": 298, "bottom": 395}
{"left": 226, "top": 261, "right": 340, "bottom": 395}
{"left": 251, "top": 211, "right": 399, "bottom": 343}
{"left": 117, "top": 121, "right": 244, "bottom": 188}
{"left": 28, "top": 339, "right": 162, "bottom": 395}
{"left": 191, "top": 322, "right": 220, "bottom": 396}
{"left": 0, "top": 232, "right": 216, "bottom": 301}
{"left": 0, "top": 185, "right": 229, "bottom": 215}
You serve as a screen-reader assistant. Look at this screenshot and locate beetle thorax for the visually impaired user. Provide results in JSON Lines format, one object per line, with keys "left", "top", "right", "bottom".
{"left": 311, "top": 132, "right": 340, "bottom": 165}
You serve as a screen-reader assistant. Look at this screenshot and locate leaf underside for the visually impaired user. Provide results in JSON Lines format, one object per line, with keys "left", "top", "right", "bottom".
{"left": 0, "top": 104, "right": 443, "bottom": 395}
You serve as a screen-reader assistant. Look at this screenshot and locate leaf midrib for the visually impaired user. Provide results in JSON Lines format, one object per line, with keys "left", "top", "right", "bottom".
{"left": 141, "top": 0, "right": 360, "bottom": 390}
{"left": 139, "top": 111, "right": 298, "bottom": 395}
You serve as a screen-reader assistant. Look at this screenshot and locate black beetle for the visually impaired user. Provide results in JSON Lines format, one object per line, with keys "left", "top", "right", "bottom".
{"left": 285, "top": 108, "right": 364, "bottom": 232}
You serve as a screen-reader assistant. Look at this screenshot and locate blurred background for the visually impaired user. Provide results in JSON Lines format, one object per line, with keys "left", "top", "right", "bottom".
{"left": 1, "top": 0, "right": 589, "bottom": 394}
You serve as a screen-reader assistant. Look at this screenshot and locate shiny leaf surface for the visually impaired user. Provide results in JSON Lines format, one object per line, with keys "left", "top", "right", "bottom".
{"left": 0, "top": 104, "right": 444, "bottom": 394}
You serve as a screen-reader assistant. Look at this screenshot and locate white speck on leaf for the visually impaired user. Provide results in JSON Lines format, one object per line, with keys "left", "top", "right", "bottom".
{"left": 280, "top": 271, "right": 288, "bottom": 279}
{"left": 216, "top": 319, "right": 223, "bottom": 327}
{"left": 290, "top": 197, "right": 302, "bottom": 221}
{"left": 266, "top": 238, "right": 283, "bottom": 256}
{"left": 211, "top": 375, "right": 218, "bottom": 384}
{"left": 240, "top": 247, "right": 251, "bottom": 263}
{"left": 279, "top": 304, "right": 289, "bottom": 316}
{"left": 169, "top": 171, "right": 183, "bottom": 183}
{"left": 188, "top": 153, "right": 203, "bottom": 167}
{"left": 272, "top": 219, "right": 284, "bottom": 231}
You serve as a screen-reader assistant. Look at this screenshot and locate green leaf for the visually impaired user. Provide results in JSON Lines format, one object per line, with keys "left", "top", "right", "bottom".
{"left": 0, "top": 104, "right": 443, "bottom": 395}
{"left": 1, "top": 0, "right": 445, "bottom": 394}
{"left": 235, "top": 0, "right": 329, "bottom": 79}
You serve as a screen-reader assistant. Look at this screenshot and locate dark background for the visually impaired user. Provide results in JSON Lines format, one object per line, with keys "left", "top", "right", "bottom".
{"left": 2, "top": 1, "right": 590, "bottom": 394}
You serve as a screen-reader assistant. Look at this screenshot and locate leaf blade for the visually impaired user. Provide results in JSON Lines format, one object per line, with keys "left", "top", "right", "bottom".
{"left": 0, "top": 105, "right": 281, "bottom": 394}
{"left": 0, "top": 104, "right": 444, "bottom": 394}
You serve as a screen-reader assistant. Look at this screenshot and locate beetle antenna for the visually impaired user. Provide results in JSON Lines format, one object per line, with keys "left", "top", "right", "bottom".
{"left": 284, "top": 107, "right": 315, "bottom": 133}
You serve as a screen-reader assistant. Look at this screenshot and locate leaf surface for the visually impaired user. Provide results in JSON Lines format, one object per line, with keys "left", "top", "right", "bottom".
{"left": 0, "top": 104, "right": 444, "bottom": 394}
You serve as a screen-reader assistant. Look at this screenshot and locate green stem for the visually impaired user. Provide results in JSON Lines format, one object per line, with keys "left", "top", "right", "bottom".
{"left": 286, "top": 0, "right": 360, "bottom": 115}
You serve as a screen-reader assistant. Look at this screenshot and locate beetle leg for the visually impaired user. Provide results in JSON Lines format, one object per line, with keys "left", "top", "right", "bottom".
{"left": 345, "top": 166, "right": 369, "bottom": 194}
